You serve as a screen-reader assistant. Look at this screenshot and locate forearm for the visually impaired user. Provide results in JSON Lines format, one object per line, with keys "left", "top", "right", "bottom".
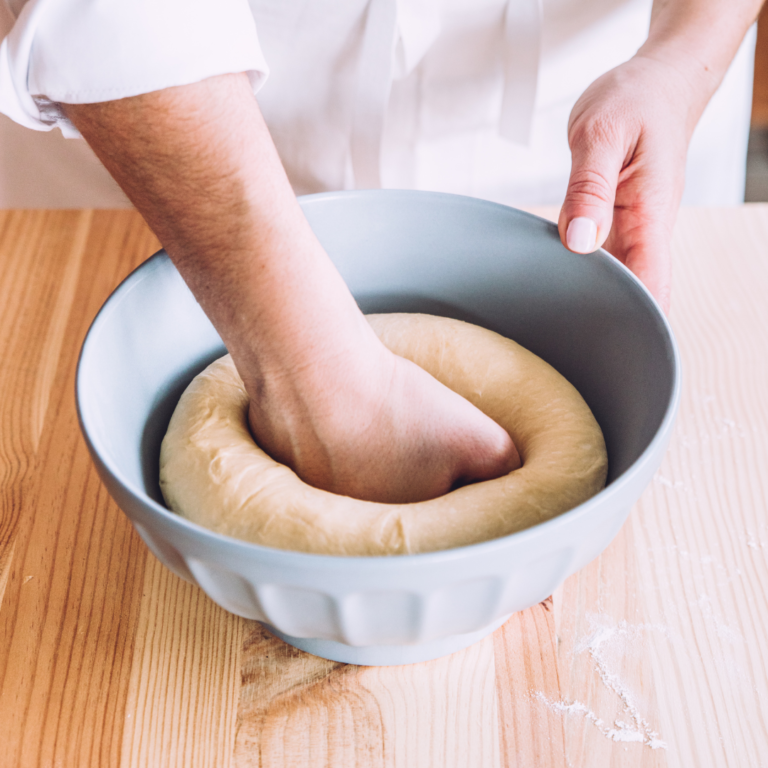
{"left": 63, "top": 72, "right": 519, "bottom": 502}
{"left": 638, "top": 0, "right": 763, "bottom": 131}
{"left": 63, "top": 74, "right": 370, "bottom": 396}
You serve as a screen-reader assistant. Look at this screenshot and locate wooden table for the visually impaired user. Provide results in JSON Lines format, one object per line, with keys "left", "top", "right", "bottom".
{"left": 1, "top": 207, "right": 768, "bottom": 767}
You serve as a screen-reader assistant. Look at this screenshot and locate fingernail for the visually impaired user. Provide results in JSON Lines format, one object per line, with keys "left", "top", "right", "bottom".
{"left": 566, "top": 217, "right": 598, "bottom": 254}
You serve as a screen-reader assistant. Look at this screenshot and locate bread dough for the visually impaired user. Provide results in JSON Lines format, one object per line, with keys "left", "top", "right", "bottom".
{"left": 159, "top": 313, "right": 608, "bottom": 556}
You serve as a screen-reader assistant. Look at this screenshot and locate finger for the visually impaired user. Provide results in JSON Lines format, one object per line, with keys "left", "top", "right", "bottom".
{"left": 603, "top": 147, "right": 679, "bottom": 315}
{"left": 463, "top": 424, "right": 522, "bottom": 479}
{"left": 558, "top": 122, "right": 627, "bottom": 254}
{"left": 606, "top": 221, "right": 672, "bottom": 314}
{"left": 451, "top": 420, "right": 521, "bottom": 492}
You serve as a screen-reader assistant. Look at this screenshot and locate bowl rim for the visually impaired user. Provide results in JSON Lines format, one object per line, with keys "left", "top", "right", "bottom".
{"left": 75, "top": 189, "right": 682, "bottom": 569}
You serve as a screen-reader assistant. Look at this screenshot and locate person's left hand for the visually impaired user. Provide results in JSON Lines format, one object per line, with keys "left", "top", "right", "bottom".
{"left": 557, "top": 54, "right": 702, "bottom": 314}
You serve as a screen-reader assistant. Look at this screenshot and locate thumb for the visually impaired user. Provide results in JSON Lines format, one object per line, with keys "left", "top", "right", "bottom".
{"left": 558, "top": 131, "right": 625, "bottom": 254}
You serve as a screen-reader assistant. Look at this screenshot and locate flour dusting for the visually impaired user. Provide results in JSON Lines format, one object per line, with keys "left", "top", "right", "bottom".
{"left": 693, "top": 593, "right": 743, "bottom": 643}
{"left": 744, "top": 530, "right": 767, "bottom": 550}
{"left": 535, "top": 614, "right": 668, "bottom": 750}
{"left": 535, "top": 692, "right": 666, "bottom": 749}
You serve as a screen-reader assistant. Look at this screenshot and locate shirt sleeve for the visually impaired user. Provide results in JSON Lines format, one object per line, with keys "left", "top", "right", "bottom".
{"left": 0, "top": 0, "right": 269, "bottom": 137}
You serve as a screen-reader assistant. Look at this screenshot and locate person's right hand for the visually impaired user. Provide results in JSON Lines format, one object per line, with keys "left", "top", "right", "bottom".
{"left": 246, "top": 313, "right": 519, "bottom": 504}
{"left": 65, "top": 73, "right": 520, "bottom": 504}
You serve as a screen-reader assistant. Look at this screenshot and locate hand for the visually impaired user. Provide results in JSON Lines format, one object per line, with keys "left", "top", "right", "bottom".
{"left": 558, "top": 54, "right": 698, "bottom": 313}
{"left": 247, "top": 322, "right": 520, "bottom": 504}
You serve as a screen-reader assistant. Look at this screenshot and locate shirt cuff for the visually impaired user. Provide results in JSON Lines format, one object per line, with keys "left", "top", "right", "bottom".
{"left": 0, "top": 0, "right": 269, "bottom": 137}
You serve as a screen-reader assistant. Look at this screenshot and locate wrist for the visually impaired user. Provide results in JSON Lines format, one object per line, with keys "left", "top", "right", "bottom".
{"left": 638, "top": 0, "right": 761, "bottom": 123}
{"left": 626, "top": 47, "right": 712, "bottom": 138}
{"left": 244, "top": 317, "right": 397, "bottom": 477}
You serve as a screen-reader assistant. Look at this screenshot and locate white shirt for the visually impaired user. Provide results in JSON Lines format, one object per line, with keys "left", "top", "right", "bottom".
{"left": 0, "top": 0, "right": 756, "bottom": 208}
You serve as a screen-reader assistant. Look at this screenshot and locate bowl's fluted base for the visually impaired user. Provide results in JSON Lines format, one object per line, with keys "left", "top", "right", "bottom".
{"left": 259, "top": 613, "right": 511, "bottom": 666}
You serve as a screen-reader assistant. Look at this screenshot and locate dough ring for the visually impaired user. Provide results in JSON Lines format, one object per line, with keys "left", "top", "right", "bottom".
{"left": 160, "top": 313, "right": 608, "bottom": 556}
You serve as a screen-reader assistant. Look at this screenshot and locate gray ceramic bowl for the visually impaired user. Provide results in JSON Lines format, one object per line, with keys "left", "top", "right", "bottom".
{"left": 76, "top": 190, "right": 680, "bottom": 665}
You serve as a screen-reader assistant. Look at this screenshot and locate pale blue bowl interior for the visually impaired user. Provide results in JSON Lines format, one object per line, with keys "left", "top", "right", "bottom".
{"left": 78, "top": 190, "right": 677, "bottom": 542}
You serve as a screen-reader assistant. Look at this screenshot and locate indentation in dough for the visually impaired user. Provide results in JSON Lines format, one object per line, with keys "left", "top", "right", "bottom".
{"left": 160, "top": 314, "right": 608, "bottom": 555}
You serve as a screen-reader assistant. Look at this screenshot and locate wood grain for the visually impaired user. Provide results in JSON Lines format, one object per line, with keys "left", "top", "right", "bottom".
{"left": 1, "top": 207, "right": 768, "bottom": 767}
{"left": 0, "top": 211, "right": 159, "bottom": 767}
{"left": 121, "top": 556, "right": 244, "bottom": 768}
{"left": 629, "top": 207, "right": 768, "bottom": 768}
{"left": 236, "top": 622, "right": 500, "bottom": 768}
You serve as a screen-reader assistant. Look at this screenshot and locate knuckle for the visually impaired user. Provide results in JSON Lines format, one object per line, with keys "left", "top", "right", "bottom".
{"left": 566, "top": 112, "right": 628, "bottom": 208}
{"left": 566, "top": 168, "right": 614, "bottom": 206}
{"left": 565, "top": 110, "right": 627, "bottom": 207}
